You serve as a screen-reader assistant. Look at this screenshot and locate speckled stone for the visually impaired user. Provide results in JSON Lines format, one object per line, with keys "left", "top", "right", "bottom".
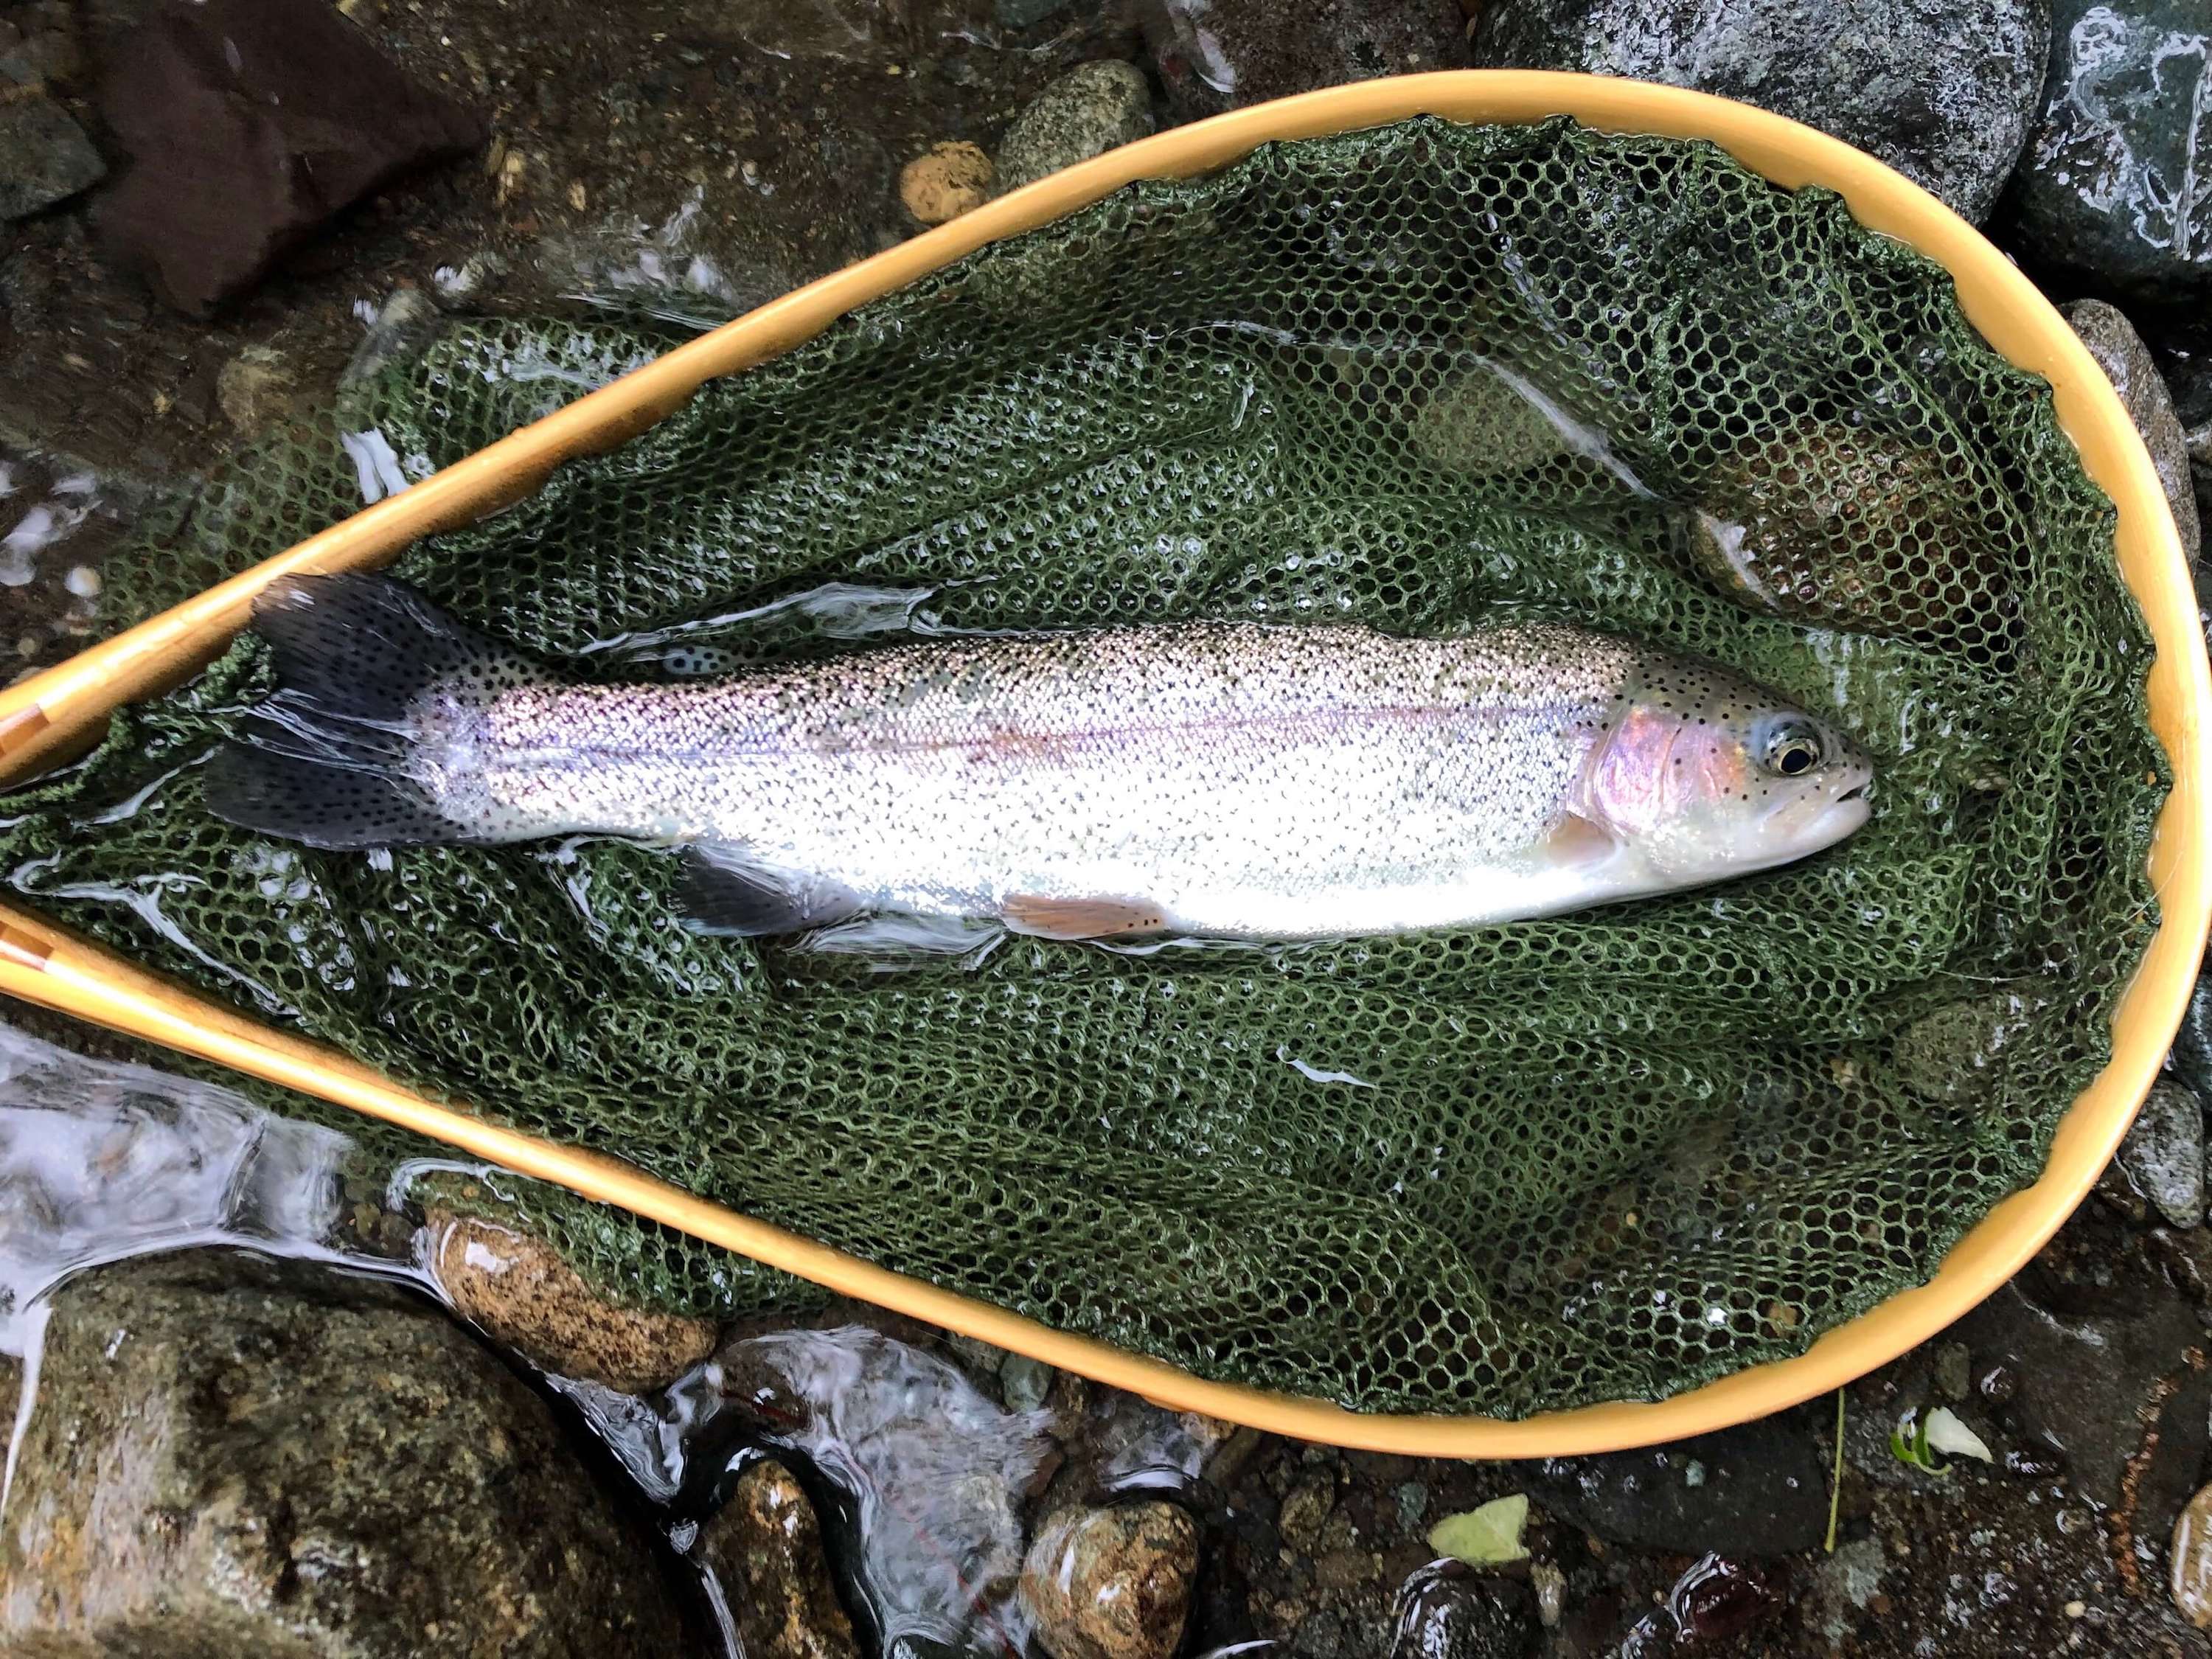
{"left": 429, "top": 1209, "right": 720, "bottom": 1393}
{"left": 2010, "top": 0, "right": 2212, "bottom": 302}
{"left": 994, "top": 60, "right": 1154, "bottom": 195}
{"left": 1019, "top": 1502, "right": 1198, "bottom": 1659}
{"left": 699, "top": 1461, "right": 860, "bottom": 1659}
{"left": 0, "top": 1248, "right": 686, "bottom": 1656}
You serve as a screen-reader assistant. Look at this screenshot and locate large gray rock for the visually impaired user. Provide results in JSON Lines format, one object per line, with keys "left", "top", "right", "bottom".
{"left": 1141, "top": 0, "right": 1470, "bottom": 124}
{"left": 1470, "top": 0, "right": 2050, "bottom": 223}
{"left": 2064, "top": 301, "right": 2203, "bottom": 569}
{"left": 0, "top": 1248, "right": 690, "bottom": 1655}
{"left": 2008, "top": 0, "right": 2212, "bottom": 302}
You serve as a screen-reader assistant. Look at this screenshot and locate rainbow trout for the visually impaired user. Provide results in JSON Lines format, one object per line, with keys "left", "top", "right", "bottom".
{"left": 209, "top": 574, "right": 1873, "bottom": 942}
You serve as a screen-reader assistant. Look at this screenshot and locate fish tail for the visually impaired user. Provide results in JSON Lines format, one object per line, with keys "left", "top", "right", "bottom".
{"left": 205, "top": 573, "right": 549, "bottom": 849}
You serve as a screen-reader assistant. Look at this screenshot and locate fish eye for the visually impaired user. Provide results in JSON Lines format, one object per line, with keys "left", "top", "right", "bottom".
{"left": 1761, "top": 720, "right": 1824, "bottom": 777}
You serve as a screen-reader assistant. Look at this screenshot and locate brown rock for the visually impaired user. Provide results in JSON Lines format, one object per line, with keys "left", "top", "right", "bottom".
{"left": 1019, "top": 1502, "right": 1197, "bottom": 1659}
{"left": 0, "top": 1249, "right": 685, "bottom": 1656}
{"left": 900, "top": 141, "right": 994, "bottom": 226}
{"left": 700, "top": 1461, "right": 860, "bottom": 1659}
{"left": 2175, "top": 1483, "right": 2212, "bottom": 1627}
{"left": 428, "top": 1209, "right": 719, "bottom": 1393}
{"left": 97, "top": 0, "right": 483, "bottom": 314}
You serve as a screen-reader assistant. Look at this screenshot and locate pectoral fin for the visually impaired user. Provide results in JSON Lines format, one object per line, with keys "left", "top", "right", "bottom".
{"left": 1001, "top": 894, "right": 1169, "bottom": 941}
{"left": 1542, "top": 812, "right": 1621, "bottom": 870}
{"left": 678, "top": 846, "right": 866, "bottom": 936}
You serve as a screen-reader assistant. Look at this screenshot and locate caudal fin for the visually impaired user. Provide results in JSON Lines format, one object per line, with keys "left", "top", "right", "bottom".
{"left": 206, "top": 573, "right": 542, "bottom": 849}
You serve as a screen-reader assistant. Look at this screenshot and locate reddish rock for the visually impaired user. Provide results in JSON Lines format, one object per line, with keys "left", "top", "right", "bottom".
{"left": 97, "top": 0, "right": 482, "bottom": 314}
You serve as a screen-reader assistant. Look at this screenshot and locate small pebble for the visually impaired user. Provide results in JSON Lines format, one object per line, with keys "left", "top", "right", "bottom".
{"left": 63, "top": 564, "right": 98, "bottom": 599}
{"left": 899, "top": 141, "right": 993, "bottom": 226}
{"left": 2065, "top": 1599, "right": 2087, "bottom": 1618}
{"left": 1531, "top": 1559, "right": 1567, "bottom": 1627}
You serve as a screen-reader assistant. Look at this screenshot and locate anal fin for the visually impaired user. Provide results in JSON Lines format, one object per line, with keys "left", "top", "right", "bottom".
{"left": 678, "top": 847, "right": 865, "bottom": 937}
{"left": 1001, "top": 894, "right": 1168, "bottom": 941}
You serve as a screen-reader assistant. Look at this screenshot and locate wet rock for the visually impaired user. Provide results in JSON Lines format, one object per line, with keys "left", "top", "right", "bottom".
{"left": 707, "top": 1326, "right": 1055, "bottom": 1649}
{"left": 428, "top": 1208, "right": 720, "bottom": 1393}
{"left": 2102, "top": 1081, "right": 2205, "bottom": 1228}
{"left": 1470, "top": 0, "right": 2048, "bottom": 223}
{"left": 0, "top": 56, "right": 105, "bottom": 222}
{"left": 1810, "top": 1537, "right": 1889, "bottom": 1644}
{"left": 2008, "top": 0, "right": 2212, "bottom": 302}
{"left": 1279, "top": 1471, "right": 1338, "bottom": 1553}
{"left": 1531, "top": 1413, "right": 1827, "bottom": 1557}
{"left": 699, "top": 1460, "right": 860, "bottom": 1659}
{"left": 97, "top": 0, "right": 484, "bottom": 314}
{"left": 1622, "top": 1556, "right": 1782, "bottom": 1653}
{"left": 900, "top": 140, "right": 995, "bottom": 226}
{"left": 1142, "top": 0, "right": 1470, "bottom": 124}
{"left": 0, "top": 1248, "right": 686, "bottom": 1655}
{"left": 213, "top": 345, "right": 301, "bottom": 435}
{"left": 2065, "top": 301, "right": 2202, "bottom": 568}
{"left": 995, "top": 60, "right": 1155, "bottom": 195}
{"left": 2176, "top": 1483, "right": 2212, "bottom": 1628}
{"left": 1019, "top": 1502, "right": 1198, "bottom": 1659}
{"left": 1388, "top": 1562, "right": 1535, "bottom": 1658}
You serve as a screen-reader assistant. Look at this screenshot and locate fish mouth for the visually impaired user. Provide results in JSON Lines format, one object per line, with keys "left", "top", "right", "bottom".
{"left": 1761, "top": 771, "right": 1873, "bottom": 852}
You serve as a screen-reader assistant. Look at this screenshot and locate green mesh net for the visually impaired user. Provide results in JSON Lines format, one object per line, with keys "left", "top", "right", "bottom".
{"left": 0, "top": 117, "right": 2160, "bottom": 1416}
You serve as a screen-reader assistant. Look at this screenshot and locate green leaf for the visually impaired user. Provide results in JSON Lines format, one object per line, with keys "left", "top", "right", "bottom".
{"left": 1428, "top": 1493, "right": 1530, "bottom": 1565}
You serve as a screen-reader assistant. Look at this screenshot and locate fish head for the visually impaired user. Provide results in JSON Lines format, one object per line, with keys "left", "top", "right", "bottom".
{"left": 1575, "top": 655, "right": 1874, "bottom": 883}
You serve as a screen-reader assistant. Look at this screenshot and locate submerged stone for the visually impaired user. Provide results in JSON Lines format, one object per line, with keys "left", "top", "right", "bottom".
{"left": 699, "top": 1461, "right": 860, "bottom": 1659}
{"left": 1470, "top": 0, "right": 2049, "bottom": 222}
{"left": 1387, "top": 1560, "right": 1537, "bottom": 1659}
{"left": 994, "top": 59, "right": 1155, "bottom": 196}
{"left": 1683, "top": 418, "right": 1990, "bottom": 637}
{"left": 2009, "top": 0, "right": 2212, "bottom": 302}
{"left": 428, "top": 1208, "right": 720, "bottom": 1394}
{"left": 1018, "top": 1501, "right": 1199, "bottom": 1659}
{"left": 0, "top": 1248, "right": 687, "bottom": 1655}
{"left": 97, "top": 0, "right": 481, "bottom": 313}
